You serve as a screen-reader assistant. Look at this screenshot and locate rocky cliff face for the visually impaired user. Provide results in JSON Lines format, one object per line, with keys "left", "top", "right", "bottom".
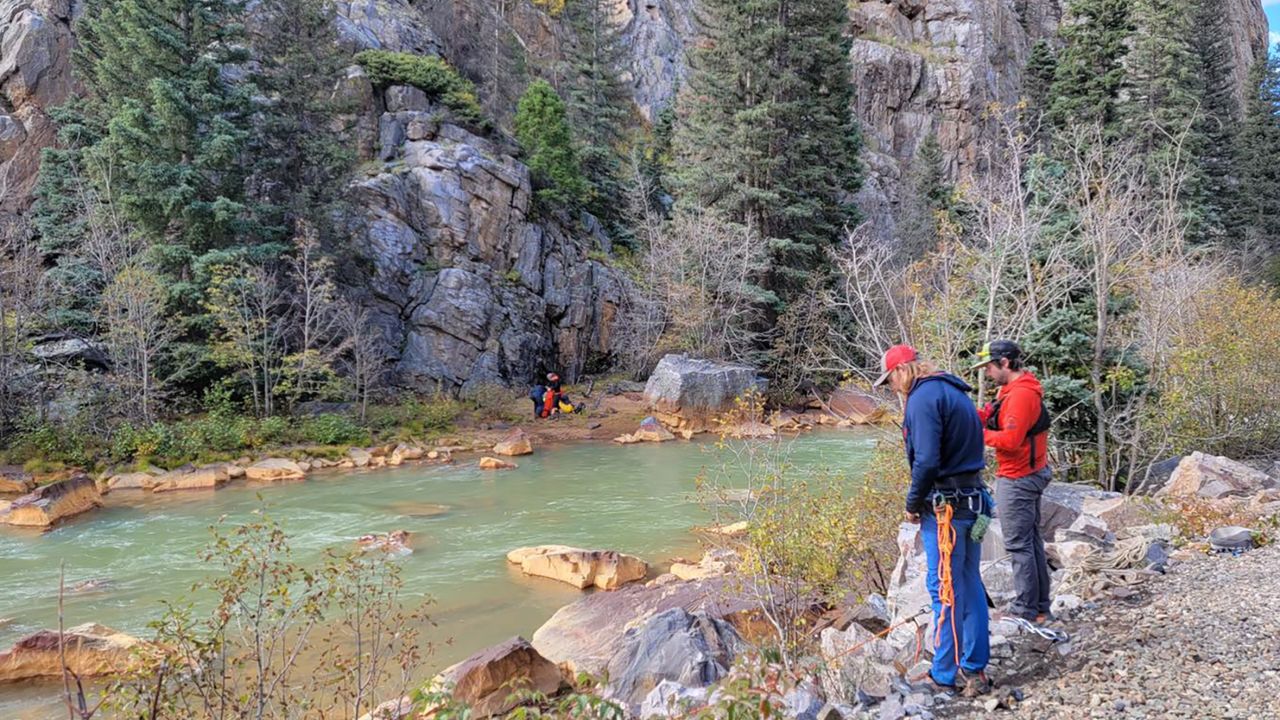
{"left": 343, "top": 79, "right": 629, "bottom": 392}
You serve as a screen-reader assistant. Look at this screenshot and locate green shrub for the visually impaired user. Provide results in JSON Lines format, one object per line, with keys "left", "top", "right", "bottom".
{"left": 515, "top": 80, "right": 589, "bottom": 207}
{"left": 354, "top": 50, "right": 486, "bottom": 127}
{"left": 298, "top": 414, "right": 370, "bottom": 446}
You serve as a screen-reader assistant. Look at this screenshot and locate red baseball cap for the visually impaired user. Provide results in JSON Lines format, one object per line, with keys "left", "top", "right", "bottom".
{"left": 873, "top": 344, "right": 918, "bottom": 387}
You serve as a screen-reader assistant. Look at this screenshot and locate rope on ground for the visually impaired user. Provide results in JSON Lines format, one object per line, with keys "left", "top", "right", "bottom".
{"left": 1057, "top": 535, "right": 1157, "bottom": 600}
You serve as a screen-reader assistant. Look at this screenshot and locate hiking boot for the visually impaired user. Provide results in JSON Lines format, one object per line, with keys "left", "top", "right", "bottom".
{"left": 961, "top": 671, "right": 993, "bottom": 698}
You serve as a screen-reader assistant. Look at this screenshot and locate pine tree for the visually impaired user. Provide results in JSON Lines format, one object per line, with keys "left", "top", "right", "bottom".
{"left": 673, "top": 0, "right": 861, "bottom": 307}
{"left": 562, "top": 0, "right": 631, "bottom": 221}
{"left": 515, "top": 80, "right": 590, "bottom": 207}
{"left": 1191, "top": 0, "right": 1245, "bottom": 243}
{"left": 1022, "top": 39, "right": 1058, "bottom": 146}
{"left": 70, "top": 0, "right": 261, "bottom": 306}
{"left": 248, "top": 0, "right": 356, "bottom": 244}
{"left": 1231, "top": 52, "right": 1280, "bottom": 272}
{"left": 1048, "top": 0, "right": 1133, "bottom": 131}
{"left": 896, "top": 135, "right": 954, "bottom": 259}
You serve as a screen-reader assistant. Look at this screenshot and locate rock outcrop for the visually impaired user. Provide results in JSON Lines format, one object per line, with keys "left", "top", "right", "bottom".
{"left": 1, "top": 475, "right": 102, "bottom": 527}
{"left": 507, "top": 545, "right": 649, "bottom": 590}
{"left": 0, "top": 466, "right": 35, "bottom": 493}
{"left": 0, "top": 623, "right": 142, "bottom": 682}
{"left": 345, "top": 83, "right": 630, "bottom": 392}
{"left": 151, "top": 465, "right": 230, "bottom": 492}
{"left": 493, "top": 428, "right": 534, "bottom": 456}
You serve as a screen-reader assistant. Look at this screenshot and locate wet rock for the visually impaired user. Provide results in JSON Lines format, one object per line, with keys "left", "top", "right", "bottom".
{"left": 615, "top": 415, "right": 676, "bottom": 444}
{"left": 0, "top": 623, "right": 142, "bottom": 682}
{"left": 2, "top": 475, "right": 102, "bottom": 527}
{"left": 431, "top": 636, "right": 561, "bottom": 718}
{"left": 244, "top": 458, "right": 306, "bottom": 481}
{"left": 493, "top": 428, "right": 534, "bottom": 456}
{"left": 507, "top": 545, "right": 648, "bottom": 590}
{"left": 357, "top": 530, "right": 412, "bottom": 556}
{"left": 478, "top": 456, "right": 517, "bottom": 470}
{"left": 603, "top": 608, "right": 740, "bottom": 715}
{"left": 0, "top": 466, "right": 35, "bottom": 494}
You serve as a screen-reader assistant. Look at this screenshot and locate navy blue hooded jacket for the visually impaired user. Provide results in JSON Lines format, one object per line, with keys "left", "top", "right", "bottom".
{"left": 902, "top": 373, "right": 986, "bottom": 514}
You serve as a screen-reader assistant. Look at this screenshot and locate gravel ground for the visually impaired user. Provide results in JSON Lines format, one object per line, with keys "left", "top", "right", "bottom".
{"left": 946, "top": 544, "right": 1280, "bottom": 719}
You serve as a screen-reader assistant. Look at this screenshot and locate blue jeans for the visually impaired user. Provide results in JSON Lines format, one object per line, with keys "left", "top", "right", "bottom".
{"left": 921, "top": 512, "right": 990, "bottom": 686}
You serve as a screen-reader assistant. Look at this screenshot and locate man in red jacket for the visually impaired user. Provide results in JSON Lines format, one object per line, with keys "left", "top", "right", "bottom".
{"left": 973, "top": 340, "right": 1053, "bottom": 623}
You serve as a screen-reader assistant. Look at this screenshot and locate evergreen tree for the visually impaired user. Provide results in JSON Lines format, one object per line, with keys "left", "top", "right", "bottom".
{"left": 1191, "top": 0, "right": 1245, "bottom": 243}
{"left": 1120, "top": 0, "right": 1205, "bottom": 237}
{"left": 66, "top": 0, "right": 262, "bottom": 308}
{"left": 673, "top": 0, "right": 861, "bottom": 307}
{"left": 1023, "top": 39, "right": 1058, "bottom": 128}
{"left": 1048, "top": 0, "right": 1132, "bottom": 131}
{"left": 563, "top": 0, "right": 631, "bottom": 222}
{"left": 1231, "top": 51, "right": 1280, "bottom": 276}
{"left": 515, "top": 80, "right": 590, "bottom": 207}
{"left": 896, "top": 135, "right": 955, "bottom": 259}
{"left": 248, "top": 0, "right": 356, "bottom": 245}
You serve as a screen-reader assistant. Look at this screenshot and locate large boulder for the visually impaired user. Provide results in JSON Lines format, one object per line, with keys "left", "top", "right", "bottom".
{"left": 431, "top": 636, "right": 561, "bottom": 718}
{"left": 602, "top": 608, "right": 741, "bottom": 715}
{"left": 531, "top": 577, "right": 778, "bottom": 677}
{"left": 1, "top": 475, "right": 102, "bottom": 527}
{"left": 151, "top": 465, "right": 228, "bottom": 492}
{"left": 823, "top": 388, "right": 887, "bottom": 424}
{"left": 507, "top": 545, "right": 648, "bottom": 590}
{"left": 244, "top": 458, "right": 306, "bottom": 481}
{"left": 0, "top": 623, "right": 141, "bottom": 682}
{"left": 643, "top": 355, "right": 764, "bottom": 432}
{"left": 0, "top": 466, "right": 35, "bottom": 494}
{"left": 1038, "top": 483, "right": 1121, "bottom": 541}
{"left": 493, "top": 428, "right": 534, "bottom": 456}
{"left": 1157, "top": 452, "right": 1277, "bottom": 499}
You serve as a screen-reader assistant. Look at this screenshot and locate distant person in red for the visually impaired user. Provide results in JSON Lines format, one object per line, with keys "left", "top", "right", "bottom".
{"left": 973, "top": 340, "right": 1053, "bottom": 623}
{"left": 541, "top": 373, "right": 563, "bottom": 418}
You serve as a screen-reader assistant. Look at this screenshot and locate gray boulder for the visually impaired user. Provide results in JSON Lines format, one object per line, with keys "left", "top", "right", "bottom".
{"left": 1039, "top": 484, "right": 1121, "bottom": 541}
{"left": 644, "top": 354, "right": 765, "bottom": 422}
{"left": 602, "top": 608, "right": 741, "bottom": 716}
{"left": 639, "top": 680, "right": 709, "bottom": 719}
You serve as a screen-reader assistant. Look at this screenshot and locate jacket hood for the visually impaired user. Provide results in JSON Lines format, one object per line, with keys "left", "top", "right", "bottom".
{"left": 911, "top": 372, "right": 973, "bottom": 394}
{"left": 1001, "top": 371, "right": 1044, "bottom": 398}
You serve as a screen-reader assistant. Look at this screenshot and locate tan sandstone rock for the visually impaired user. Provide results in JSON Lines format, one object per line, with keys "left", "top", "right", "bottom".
{"left": 244, "top": 458, "right": 306, "bottom": 481}
{"left": 431, "top": 637, "right": 561, "bottom": 717}
{"left": 493, "top": 428, "right": 534, "bottom": 456}
{"left": 507, "top": 545, "right": 648, "bottom": 590}
{"left": 348, "top": 448, "right": 373, "bottom": 468}
{"left": 1159, "top": 452, "right": 1277, "bottom": 499}
{"left": 479, "top": 457, "right": 517, "bottom": 470}
{"left": 0, "top": 466, "right": 36, "bottom": 494}
{"left": 0, "top": 623, "right": 142, "bottom": 682}
{"left": 2, "top": 476, "right": 102, "bottom": 527}
{"left": 151, "top": 465, "right": 228, "bottom": 492}
{"left": 106, "top": 472, "right": 158, "bottom": 491}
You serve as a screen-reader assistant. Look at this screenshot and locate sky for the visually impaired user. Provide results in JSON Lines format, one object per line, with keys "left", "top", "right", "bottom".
{"left": 1268, "top": 0, "right": 1280, "bottom": 51}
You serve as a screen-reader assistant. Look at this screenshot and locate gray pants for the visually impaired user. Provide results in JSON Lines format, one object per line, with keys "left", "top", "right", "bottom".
{"left": 996, "top": 467, "right": 1053, "bottom": 620}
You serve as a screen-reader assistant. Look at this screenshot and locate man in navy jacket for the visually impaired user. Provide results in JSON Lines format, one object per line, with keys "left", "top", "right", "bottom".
{"left": 874, "top": 344, "right": 990, "bottom": 696}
